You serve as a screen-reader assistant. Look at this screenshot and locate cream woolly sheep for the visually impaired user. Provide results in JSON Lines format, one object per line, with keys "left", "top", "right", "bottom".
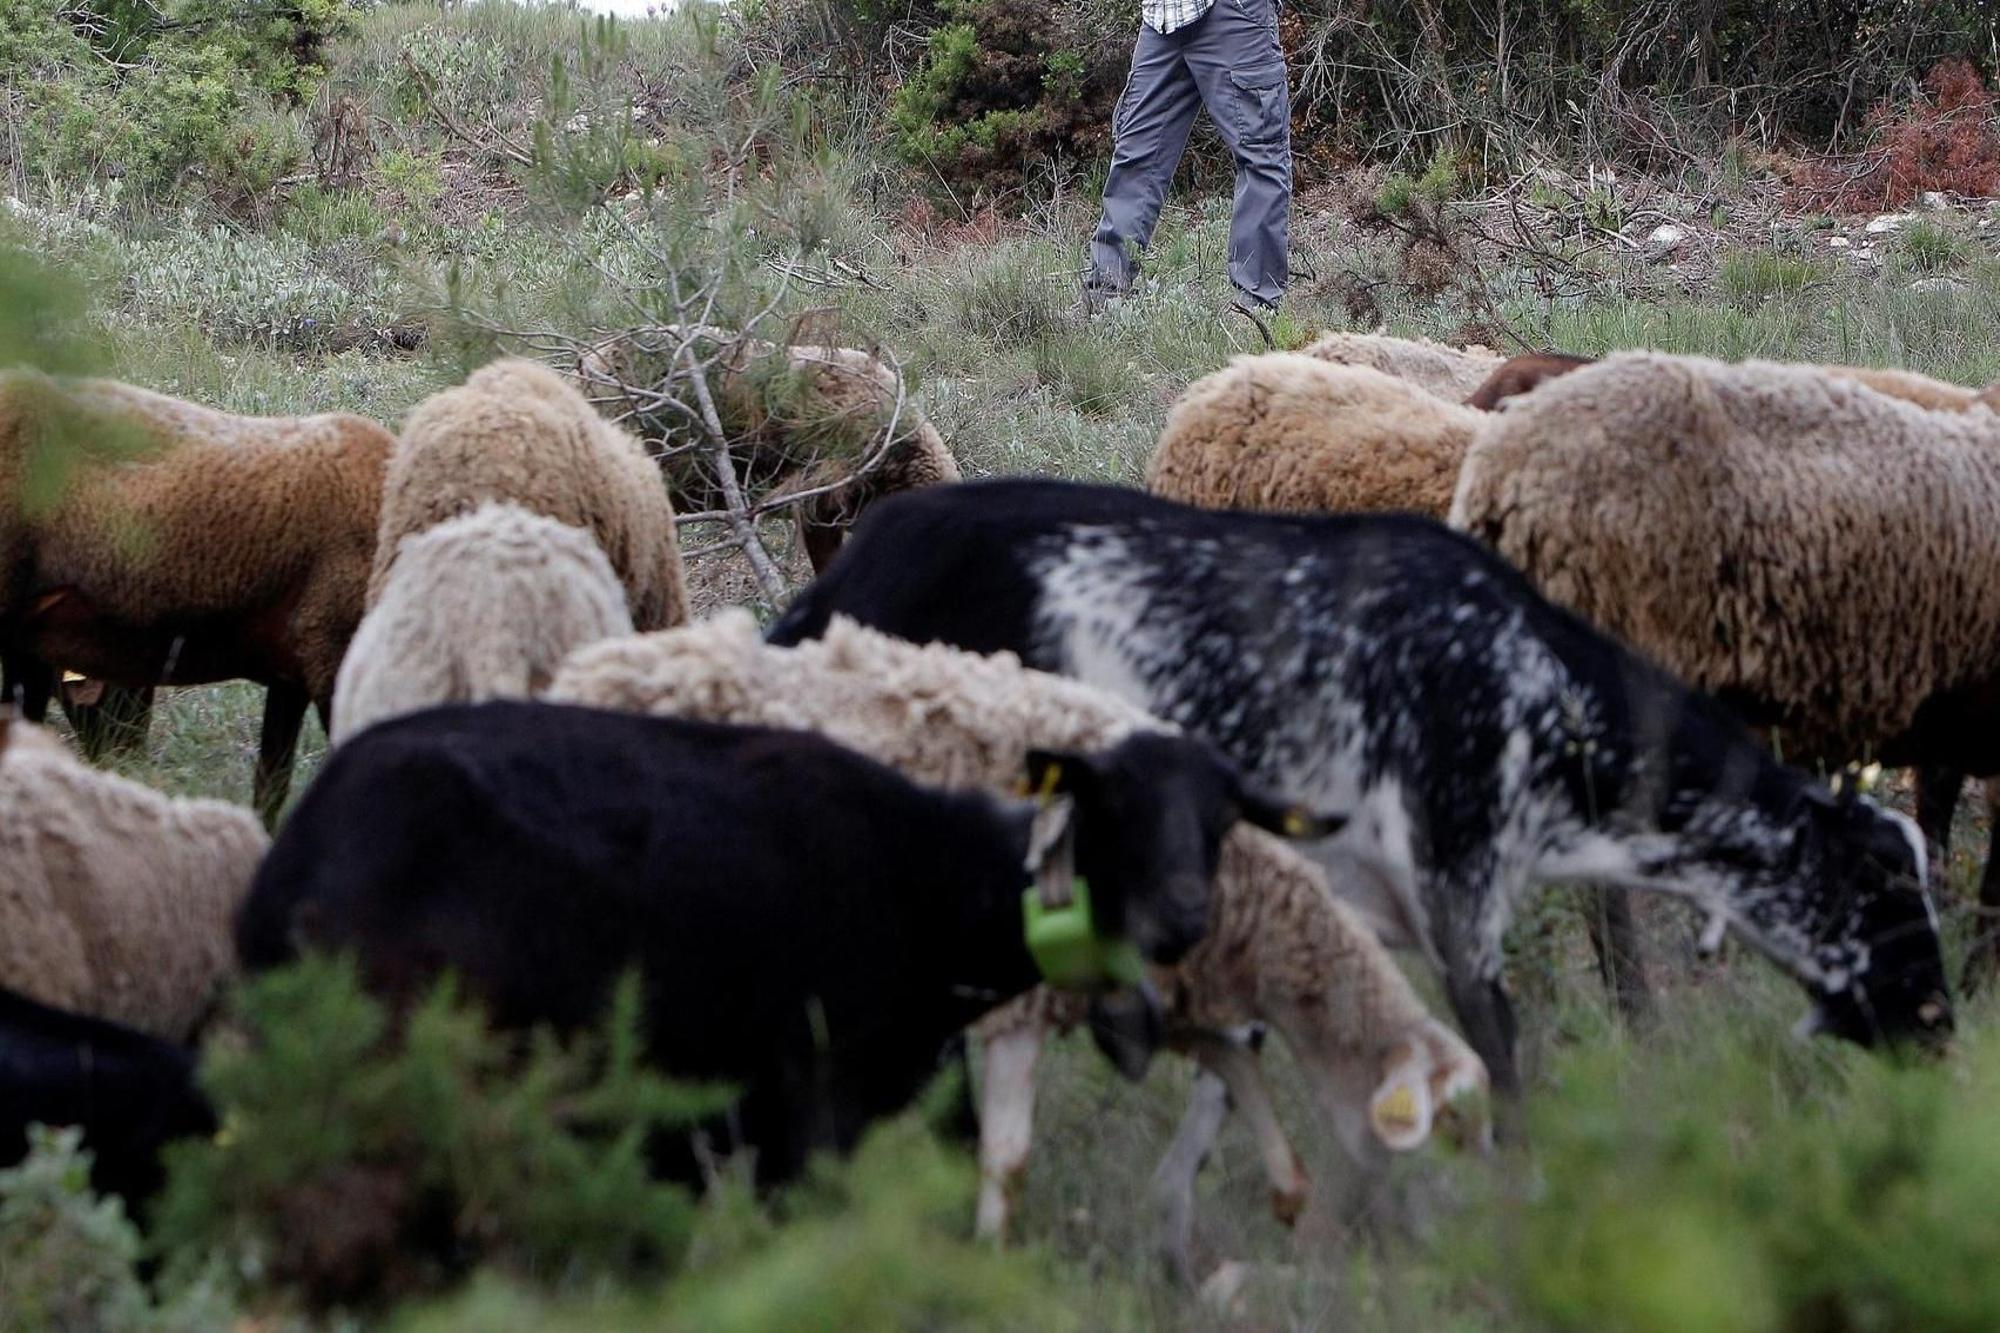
{"left": 1300, "top": 330, "right": 1502, "bottom": 400}
{"left": 546, "top": 611, "right": 1486, "bottom": 1275}
{"left": 0, "top": 714, "right": 268, "bottom": 1041}
{"left": 0, "top": 370, "right": 392, "bottom": 820}
{"left": 1148, "top": 354, "right": 1483, "bottom": 518}
{"left": 373, "top": 358, "right": 686, "bottom": 630}
{"left": 330, "top": 503, "right": 634, "bottom": 743}
{"left": 1453, "top": 350, "right": 2000, "bottom": 947}
{"left": 576, "top": 333, "right": 962, "bottom": 572}
{"left": 1453, "top": 350, "right": 2000, "bottom": 763}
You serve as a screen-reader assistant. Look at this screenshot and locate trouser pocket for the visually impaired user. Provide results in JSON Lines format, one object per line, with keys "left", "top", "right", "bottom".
{"left": 1227, "top": 62, "right": 1290, "bottom": 149}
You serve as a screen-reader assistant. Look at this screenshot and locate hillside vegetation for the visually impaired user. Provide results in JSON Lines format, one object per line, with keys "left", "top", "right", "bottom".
{"left": 7, "top": 2, "right": 2000, "bottom": 1327}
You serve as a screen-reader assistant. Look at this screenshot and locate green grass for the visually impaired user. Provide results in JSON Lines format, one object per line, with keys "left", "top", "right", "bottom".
{"left": 15, "top": 1, "right": 2000, "bottom": 1324}
{"left": 1716, "top": 249, "right": 1831, "bottom": 300}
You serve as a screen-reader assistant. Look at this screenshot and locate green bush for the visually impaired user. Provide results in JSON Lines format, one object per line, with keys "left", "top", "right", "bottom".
{"left": 150, "top": 957, "right": 731, "bottom": 1310}
{"left": 0, "top": 1129, "right": 235, "bottom": 1333}
{"left": 1344, "top": 1011, "right": 2000, "bottom": 1333}
{"left": 885, "top": 0, "right": 1132, "bottom": 198}
{"left": 3, "top": 1, "right": 347, "bottom": 205}
{"left": 400, "top": 1115, "right": 1120, "bottom": 1333}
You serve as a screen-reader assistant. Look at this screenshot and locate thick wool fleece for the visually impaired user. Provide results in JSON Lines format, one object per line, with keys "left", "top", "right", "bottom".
{"left": 1825, "top": 364, "right": 1994, "bottom": 413}
{"left": 374, "top": 359, "right": 686, "bottom": 630}
{"left": 1149, "top": 354, "right": 1485, "bottom": 518}
{"left": 547, "top": 611, "right": 1481, "bottom": 1143}
{"left": 1299, "top": 332, "right": 1502, "bottom": 400}
{"left": 0, "top": 371, "right": 391, "bottom": 699}
{"left": 1452, "top": 351, "right": 2000, "bottom": 761}
{"left": 331, "top": 503, "right": 634, "bottom": 743}
{"left": 0, "top": 720, "right": 267, "bottom": 1041}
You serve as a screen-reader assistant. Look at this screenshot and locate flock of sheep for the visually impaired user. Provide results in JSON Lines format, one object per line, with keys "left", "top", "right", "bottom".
{"left": 0, "top": 322, "right": 1985, "bottom": 1289}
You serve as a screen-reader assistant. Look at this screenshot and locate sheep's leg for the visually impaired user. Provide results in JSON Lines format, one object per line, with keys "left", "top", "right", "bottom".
{"left": 1190, "top": 1030, "right": 1309, "bottom": 1228}
{"left": 1444, "top": 967, "right": 1520, "bottom": 1132}
{"left": 2, "top": 652, "right": 53, "bottom": 722}
{"left": 797, "top": 496, "right": 847, "bottom": 575}
{"left": 1151, "top": 1066, "right": 1232, "bottom": 1289}
{"left": 1964, "top": 779, "right": 2000, "bottom": 994}
{"left": 253, "top": 682, "right": 310, "bottom": 827}
{"left": 1579, "top": 885, "right": 1652, "bottom": 1027}
{"left": 1915, "top": 764, "right": 1965, "bottom": 889}
{"left": 973, "top": 1018, "right": 1046, "bottom": 1243}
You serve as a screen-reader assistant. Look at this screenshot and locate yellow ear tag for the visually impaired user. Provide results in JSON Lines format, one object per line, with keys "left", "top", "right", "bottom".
{"left": 1035, "top": 762, "right": 1063, "bottom": 804}
{"left": 1372, "top": 1083, "right": 1420, "bottom": 1135}
{"left": 1282, "top": 809, "right": 1310, "bottom": 838}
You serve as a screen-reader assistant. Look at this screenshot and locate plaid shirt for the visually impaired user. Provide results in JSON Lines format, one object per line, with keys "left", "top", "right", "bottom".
{"left": 1143, "top": 0, "right": 1214, "bottom": 34}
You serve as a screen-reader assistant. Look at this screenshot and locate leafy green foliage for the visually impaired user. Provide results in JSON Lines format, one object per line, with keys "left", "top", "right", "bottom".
{"left": 399, "top": 1115, "right": 1118, "bottom": 1333}
{"left": 0, "top": 0, "right": 351, "bottom": 204}
{"left": 151, "top": 958, "right": 732, "bottom": 1310}
{"left": 0, "top": 1128, "right": 234, "bottom": 1333}
{"left": 0, "top": 244, "right": 160, "bottom": 517}
{"left": 886, "top": 0, "right": 1131, "bottom": 198}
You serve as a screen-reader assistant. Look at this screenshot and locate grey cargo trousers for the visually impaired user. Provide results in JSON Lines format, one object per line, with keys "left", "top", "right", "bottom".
{"left": 1086, "top": 0, "right": 1292, "bottom": 308}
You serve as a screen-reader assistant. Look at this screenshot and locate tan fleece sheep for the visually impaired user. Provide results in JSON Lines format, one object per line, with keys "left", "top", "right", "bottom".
{"left": 1149, "top": 354, "right": 1484, "bottom": 518}
{"left": 1300, "top": 331, "right": 1502, "bottom": 400}
{"left": 576, "top": 333, "right": 962, "bottom": 572}
{"left": 372, "top": 358, "right": 686, "bottom": 630}
{"left": 0, "top": 714, "right": 268, "bottom": 1041}
{"left": 0, "top": 370, "right": 392, "bottom": 819}
{"left": 1451, "top": 350, "right": 2000, "bottom": 764}
{"left": 546, "top": 611, "right": 1486, "bottom": 1261}
{"left": 330, "top": 503, "right": 634, "bottom": 743}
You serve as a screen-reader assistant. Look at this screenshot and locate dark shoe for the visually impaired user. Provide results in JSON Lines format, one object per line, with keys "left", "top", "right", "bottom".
{"left": 1081, "top": 281, "right": 1127, "bottom": 317}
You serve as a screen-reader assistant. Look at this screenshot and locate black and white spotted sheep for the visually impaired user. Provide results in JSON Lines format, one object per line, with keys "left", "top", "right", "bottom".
{"left": 769, "top": 478, "right": 1953, "bottom": 1094}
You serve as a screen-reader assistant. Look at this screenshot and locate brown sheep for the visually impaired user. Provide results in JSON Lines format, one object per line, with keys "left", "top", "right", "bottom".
{"left": 1453, "top": 351, "right": 2000, "bottom": 970}
{"left": 1148, "top": 354, "right": 1484, "bottom": 518}
{"left": 1299, "top": 331, "right": 1503, "bottom": 399}
{"left": 372, "top": 358, "right": 686, "bottom": 631}
{"left": 0, "top": 370, "right": 391, "bottom": 821}
{"left": 576, "top": 332, "right": 961, "bottom": 572}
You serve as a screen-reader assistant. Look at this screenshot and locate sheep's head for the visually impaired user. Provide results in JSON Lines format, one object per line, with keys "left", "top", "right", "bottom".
{"left": 1021, "top": 736, "right": 1345, "bottom": 969}
{"left": 1790, "top": 793, "right": 1953, "bottom": 1052}
{"left": 1463, "top": 351, "right": 1595, "bottom": 411}
{"left": 1367, "top": 1020, "right": 1492, "bottom": 1153}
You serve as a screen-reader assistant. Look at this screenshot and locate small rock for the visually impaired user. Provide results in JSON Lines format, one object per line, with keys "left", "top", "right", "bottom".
{"left": 1866, "top": 212, "right": 1917, "bottom": 235}
{"left": 1921, "top": 191, "right": 1951, "bottom": 211}
{"left": 1645, "top": 223, "right": 1689, "bottom": 261}
{"left": 1828, "top": 235, "right": 1851, "bottom": 249}
{"left": 1909, "top": 276, "right": 1971, "bottom": 296}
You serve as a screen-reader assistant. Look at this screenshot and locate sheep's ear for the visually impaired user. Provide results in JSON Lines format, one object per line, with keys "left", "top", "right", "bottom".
{"left": 1237, "top": 790, "right": 1346, "bottom": 842}
{"left": 1368, "top": 1065, "right": 1437, "bottom": 1151}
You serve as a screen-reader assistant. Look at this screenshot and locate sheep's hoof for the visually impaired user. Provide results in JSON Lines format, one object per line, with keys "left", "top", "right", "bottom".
{"left": 1199, "top": 1260, "right": 1255, "bottom": 1315}
{"left": 1269, "top": 1182, "right": 1308, "bottom": 1228}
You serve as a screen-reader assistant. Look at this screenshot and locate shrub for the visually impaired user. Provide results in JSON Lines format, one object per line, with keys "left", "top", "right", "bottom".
{"left": 0, "top": 1129, "right": 235, "bottom": 1333}
{"left": 398, "top": 1114, "right": 1116, "bottom": 1333}
{"left": 150, "top": 957, "right": 731, "bottom": 1311}
{"left": 1791, "top": 57, "right": 2000, "bottom": 212}
{"left": 886, "top": 0, "right": 1131, "bottom": 200}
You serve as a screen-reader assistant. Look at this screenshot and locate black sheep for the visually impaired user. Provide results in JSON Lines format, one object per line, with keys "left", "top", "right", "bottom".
{"left": 238, "top": 700, "right": 1316, "bottom": 1185}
